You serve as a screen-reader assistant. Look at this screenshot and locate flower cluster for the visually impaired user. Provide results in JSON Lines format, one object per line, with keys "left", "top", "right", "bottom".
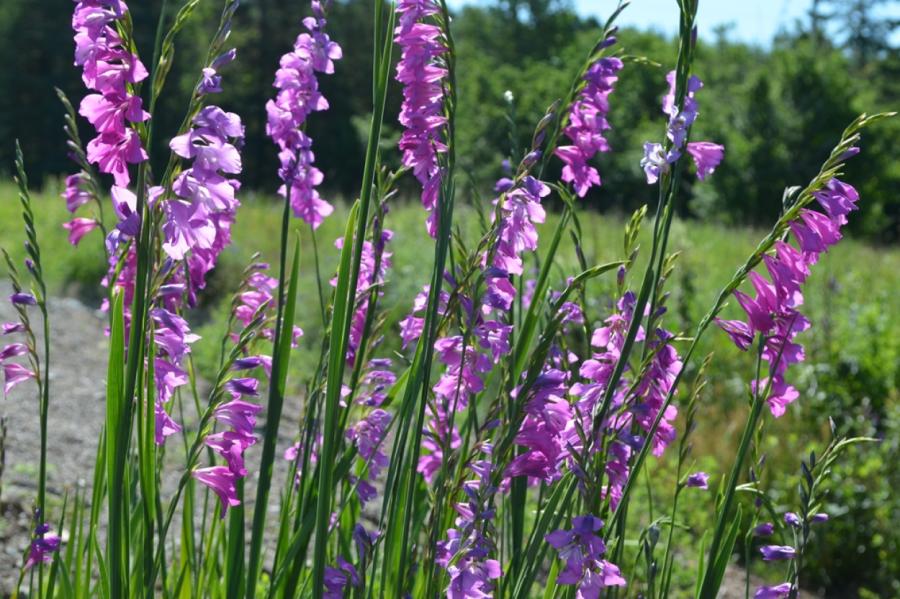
{"left": 555, "top": 42, "right": 623, "bottom": 197}
{"left": 73, "top": 0, "right": 149, "bottom": 187}
{"left": 436, "top": 449, "right": 502, "bottom": 598}
{"left": 346, "top": 408, "right": 391, "bottom": 505}
{"left": 192, "top": 382, "right": 263, "bottom": 516}
{"left": 545, "top": 516, "right": 625, "bottom": 597}
{"left": 716, "top": 178, "right": 860, "bottom": 416}
{"left": 167, "top": 106, "right": 246, "bottom": 304}
{"left": 569, "top": 292, "right": 682, "bottom": 507}
{"left": 266, "top": 2, "right": 342, "bottom": 229}
{"left": 150, "top": 308, "right": 198, "bottom": 444}
{"left": 641, "top": 71, "right": 724, "bottom": 184}
{"left": 394, "top": 0, "right": 448, "bottom": 236}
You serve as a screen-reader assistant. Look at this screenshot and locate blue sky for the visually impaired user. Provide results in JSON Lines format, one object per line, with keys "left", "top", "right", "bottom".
{"left": 448, "top": 0, "right": 900, "bottom": 46}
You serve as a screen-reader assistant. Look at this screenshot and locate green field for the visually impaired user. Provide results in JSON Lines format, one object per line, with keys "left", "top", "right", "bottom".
{"left": 2, "top": 179, "right": 898, "bottom": 594}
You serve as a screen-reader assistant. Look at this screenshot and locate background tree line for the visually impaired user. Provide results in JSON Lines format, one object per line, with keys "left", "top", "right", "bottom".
{"left": 1, "top": 0, "right": 897, "bottom": 239}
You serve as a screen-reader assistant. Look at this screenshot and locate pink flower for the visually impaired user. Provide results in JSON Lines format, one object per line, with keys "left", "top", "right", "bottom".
{"left": 191, "top": 466, "right": 240, "bottom": 516}
{"left": 3, "top": 362, "right": 36, "bottom": 395}
{"left": 63, "top": 217, "right": 100, "bottom": 246}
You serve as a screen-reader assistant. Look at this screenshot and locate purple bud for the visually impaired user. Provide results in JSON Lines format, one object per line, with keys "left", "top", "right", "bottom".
{"left": 811, "top": 512, "right": 829, "bottom": 523}
{"left": 598, "top": 35, "right": 617, "bottom": 50}
{"left": 784, "top": 512, "right": 801, "bottom": 528}
{"left": 839, "top": 146, "right": 860, "bottom": 161}
{"left": 753, "top": 522, "right": 775, "bottom": 537}
{"left": 10, "top": 293, "right": 37, "bottom": 306}
{"left": 760, "top": 545, "right": 796, "bottom": 561}
{"left": 233, "top": 356, "right": 265, "bottom": 371}
{"left": 212, "top": 48, "right": 237, "bottom": 70}
{"left": 522, "top": 150, "right": 541, "bottom": 168}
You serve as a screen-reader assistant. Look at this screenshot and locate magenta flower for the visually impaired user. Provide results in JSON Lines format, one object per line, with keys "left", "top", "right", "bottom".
{"left": 63, "top": 217, "right": 100, "bottom": 246}
{"left": 3, "top": 362, "right": 36, "bottom": 395}
{"left": 24, "top": 521, "right": 61, "bottom": 570}
{"left": 191, "top": 466, "right": 240, "bottom": 516}
{"left": 0, "top": 343, "right": 27, "bottom": 362}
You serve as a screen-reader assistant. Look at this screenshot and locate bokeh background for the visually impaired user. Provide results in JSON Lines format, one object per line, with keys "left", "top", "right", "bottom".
{"left": 0, "top": 0, "right": 898, "bottom": 596}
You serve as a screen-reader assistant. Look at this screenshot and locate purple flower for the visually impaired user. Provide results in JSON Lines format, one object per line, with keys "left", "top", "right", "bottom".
{"left": 191, "top": 466, "right": 240, "bottom": 516}
{"left": 214, "top": 399, "right": 262, "bottom": 437}
{"left": 546, "top": 516, "right": 626, "bottom": 595}
{"left": 760, "top": 545, "right": 796, "bottom": 561}
{"left": 755, "top": 583, "right": 793, "bottom": 598}
{"left": 62, "top": 173, "right": 94, "bottom": 212}
{"left": 1, "top": 322, "right": 25, "bottom": 335}
{"left": 686, "top": 471, "right": 710, "bottom": 489}
{"left": 10, "top": 292, "right": 37, "bottom": 306}
{"left": 323, "top": 556, "right": 359, "bottom": 598}
{"left": 24, "top": 521, "right": 61, "bottom": 569}
{"left": 266, "top": 4, "right": 341, "bottom": 229}
{"left": 0, "top": 343, "right": 27, "bottom": 362}
{"left": 754, "top": 522, "right": 775, "bottom": 537}
{"left": 811, "top": 512, "right": 829, "bottom": 523}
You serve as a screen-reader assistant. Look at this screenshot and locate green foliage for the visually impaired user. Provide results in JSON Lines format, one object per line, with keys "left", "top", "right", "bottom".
{"left": 1, "top": 1, "right": 897, "bottom": 238}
